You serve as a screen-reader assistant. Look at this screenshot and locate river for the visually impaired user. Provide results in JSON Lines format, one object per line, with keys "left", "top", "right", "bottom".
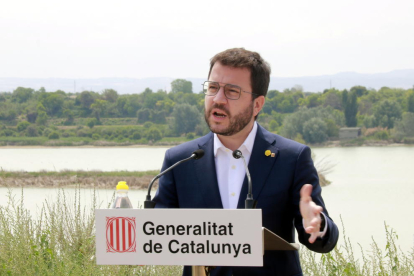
{"left": 1, "top": 146, "right": 413, "bottom": 259}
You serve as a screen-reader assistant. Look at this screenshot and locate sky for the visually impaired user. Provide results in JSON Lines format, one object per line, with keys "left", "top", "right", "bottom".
{"left": 1, "top": 0, "right": 413, "bottom": 79}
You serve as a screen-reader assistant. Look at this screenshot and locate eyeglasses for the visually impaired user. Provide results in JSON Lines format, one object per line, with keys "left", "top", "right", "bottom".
{"left": 202, "top": 81, "right": 258, "bottom": 100}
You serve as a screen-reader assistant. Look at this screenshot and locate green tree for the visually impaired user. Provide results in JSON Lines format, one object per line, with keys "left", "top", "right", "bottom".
{"left": 374, "top": 100, "right": 402, "bottom": 129}
{"left": 393, "top": 112, "right": 414, "bottom": 140}
{"left": 123, "top": 94, "right": 142, "bottom": 116}
{"left": 63, "top": 109, "right": 75, "bottom": 125}
{"left": 48, "top": 131, "right": 60, "bottom": 139}
{"left": 269, "top": 120, "right": 279, "bottom": 132}
{"left": 12, "top": 87, "right": 34, "bottom": 103}
{"left": 281, "top": 106, "right": 343, "bottom": 139}
{"left": 17, "top": 121, "right": 30, "bottom": 132}
{"left": 171, "top": 79, "right": 193, "bottom": 94}
{"left": 304, "top": 93, "right": 321, "bottom": 108}
{"left": 146, "top": 126, "right": 162, "bottom": 141}
{"left": 103, "top": 89, "right": 118, "bottom": 103}
{"left": 342, "top": 90, "right": 358, "bottom": 127}
{"left": 407, "top": 91, "right": 414, "bottom": 113}
{"left": 137, "top": 109, "right": 151, "bottom": 123}
{"left": 302, "top": 118, "right": 328, "bottom": 144}
{"left": 6, "top": 110, "right": 17, "bottom": 121}
{"left": 350, "top": 86, "right": 368, "bottom": 97}
{"left": 26, "top": 125, "right": 39, "bottom": 137}
{"left": 77, "top": 91, "right": 97, "bottom": 115}
{"left": 152, "top": 110, "right": 166, "bottom": 124}
{"left": 90, "top": 99, "right": 108, "bottom": 122}
{"left": 41, "top": 92, "right": 65, "bottom": 116}
{"left": 171, "top": 103, "right": 201, "bottom": 135}
{"left": 87, "top": 119, "right": 96, "bottom": 129}
{"left": 26, "top": 112, "right": 37, "bottom": 123}
{"left": 323, "top": 91, "right": 342, "bottom": 110}
{"left": 35, "top": 103, "right": 48, "bottom": 126}
{"left": 36, "top": 111, "right": 48, "bottom": 126}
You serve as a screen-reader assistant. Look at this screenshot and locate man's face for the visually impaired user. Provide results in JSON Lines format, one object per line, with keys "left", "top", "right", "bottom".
{"left": 204, "top": 62, "right": 263, "bottom": 136}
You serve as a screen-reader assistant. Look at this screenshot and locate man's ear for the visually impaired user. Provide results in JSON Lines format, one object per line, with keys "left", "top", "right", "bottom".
{"left": 253, "top": 96, "right": 265, "bottom": 117}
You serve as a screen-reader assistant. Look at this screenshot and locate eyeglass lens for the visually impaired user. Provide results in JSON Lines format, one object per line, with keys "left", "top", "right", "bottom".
{"left": 203, "top": 82, "right": 241, "bottom": 99}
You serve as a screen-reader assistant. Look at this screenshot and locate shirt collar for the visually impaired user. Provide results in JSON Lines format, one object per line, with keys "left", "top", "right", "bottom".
{"left": 213, "top": 121, "right": 258, "bottom": 157}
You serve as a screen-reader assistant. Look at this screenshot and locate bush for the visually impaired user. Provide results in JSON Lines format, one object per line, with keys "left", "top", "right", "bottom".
{"left": 87, "top": 119, "right": 96, "bottom": 129}
{"left": 61, "top": 131, "right": 71, "bottom": 138}
{"left": 92, "top": 133, "right": 101, "bottom": 140}
{"left": 403, "top": 137, "right": 414, "bottom": 144}
{"left": 143, "top": 121, "right": 153, "bottom": 129}
{"left": 48, "top": 132, "right": 60, "bottom": 139}
{"left": 363, "top": 115, "right": 376, "bottom": 128}
{"left": 17, "top": 121, "right": 30, "bottom": 132}
{"left": 374, "top": 130, "right": 389, "bottom": 140}
{"left": 364, "top": 127, "right": 388, "bottom": 139}
{"left": 26, "top": 125, "right": 38, "bottom": 137}
{"left": 393, "top": 112, "right": 414, "bottom": 141}
{"left": 77, "top": 129, "right": 90, "bottom": 137}
{"left": 269, "top": 120, "right": 279, "bottom": 132}
{"left": 146, "top": 126, "right": 162, "bottom": 141}
{"left": 186, "top": 132, "right": 195, "bottom": 139}
{"left": 1, "top": 128, "right": 15, "bottom": 137}
{"left": 131, "top": 131, "right": 141, "bottom": 140}
{"left": 42, "top": 128, "right": 52, "bottom": 137}
{"left": 302, "top": 118, "right": 328, "bottom": 144}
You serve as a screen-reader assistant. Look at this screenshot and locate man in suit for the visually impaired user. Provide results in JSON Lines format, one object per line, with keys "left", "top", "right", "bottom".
{"left": 153, "top": 48, "right": 339, "bottom": 275}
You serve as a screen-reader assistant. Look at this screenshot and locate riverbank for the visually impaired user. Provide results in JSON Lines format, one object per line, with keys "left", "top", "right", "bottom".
{"left": 0, "top": 170, "right": 158, "bottom": 189}
{"left": 0, "top": 169, "right": 333, "bottom": 188}
{"left": 0, "top": 137, "right": 411, "bottom": 148}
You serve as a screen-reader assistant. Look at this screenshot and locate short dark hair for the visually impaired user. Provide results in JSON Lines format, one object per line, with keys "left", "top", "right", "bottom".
{"left": 208, "top": 48, "right": 271, "bottom": 99}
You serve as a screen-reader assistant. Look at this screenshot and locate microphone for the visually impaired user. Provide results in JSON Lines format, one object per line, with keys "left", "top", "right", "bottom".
{"left": 232, "top": 150, "right": 256, "bottom": 209}
{"left": 144, "top": 149, "right": 205, "bottom": 208}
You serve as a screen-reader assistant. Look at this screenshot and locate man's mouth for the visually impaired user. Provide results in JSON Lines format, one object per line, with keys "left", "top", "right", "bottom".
{"left": 213, "top": 111, "right": 227, "bottom": 118}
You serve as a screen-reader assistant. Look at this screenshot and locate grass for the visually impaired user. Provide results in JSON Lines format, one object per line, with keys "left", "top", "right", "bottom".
{"left": 1, "top": 188, "right": 413, "bottom": 275}
{"left": 300, "top": 218, "right": 414, "bottom": 275}
{"left": 0, "top": 188, "right": 183, "bottom": 275}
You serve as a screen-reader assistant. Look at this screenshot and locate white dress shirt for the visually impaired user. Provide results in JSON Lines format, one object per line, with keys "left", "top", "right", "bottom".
{"left": 213, "top": 122, "right": 258, "bottom": 209}
{"left": 213, "top": 122, "right": 327, "bottom": 236}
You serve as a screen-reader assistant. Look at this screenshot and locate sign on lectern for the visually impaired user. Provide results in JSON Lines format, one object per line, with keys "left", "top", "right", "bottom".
{"left": 95, "top": 209, "right": 264, "bottom": 266}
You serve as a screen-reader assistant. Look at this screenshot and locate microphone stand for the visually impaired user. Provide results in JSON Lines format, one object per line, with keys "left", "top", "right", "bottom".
{"left": 232, "top": 150, "right": 256, "bottom": 209}
{"left": 144, "top": 150, "right": 204, "bottom": 208}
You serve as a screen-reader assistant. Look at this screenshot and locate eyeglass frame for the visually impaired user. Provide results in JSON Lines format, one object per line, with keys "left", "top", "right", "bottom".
{"left": 202, "top": 81, "right": 259, "bottom": 100}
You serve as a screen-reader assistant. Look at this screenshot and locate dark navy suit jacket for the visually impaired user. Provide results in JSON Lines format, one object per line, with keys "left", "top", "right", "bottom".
{"left": 153, "top": 125, "right": 339, "bottom": 276}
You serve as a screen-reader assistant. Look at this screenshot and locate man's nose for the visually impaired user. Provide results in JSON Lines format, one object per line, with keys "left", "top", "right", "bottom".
{"left": 213, "top": 86, "right": 227, "bottom": 104}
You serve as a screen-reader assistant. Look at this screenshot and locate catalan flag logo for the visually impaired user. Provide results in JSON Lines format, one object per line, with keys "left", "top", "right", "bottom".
{"left": 106, "top": 217, "right": 136, "bottom": 253}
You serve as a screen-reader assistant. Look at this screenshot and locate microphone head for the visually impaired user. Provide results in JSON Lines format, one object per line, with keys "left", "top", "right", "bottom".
{"left": 232, "top": 150, "right": 242, "bottom": 159}
{"left": 192, "top": 149, "right": 205, "bottom": 160}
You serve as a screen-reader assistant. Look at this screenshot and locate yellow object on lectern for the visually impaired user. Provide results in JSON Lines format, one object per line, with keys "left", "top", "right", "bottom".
{"left": 116, "top": 181, "right": 129, "bottom": 190}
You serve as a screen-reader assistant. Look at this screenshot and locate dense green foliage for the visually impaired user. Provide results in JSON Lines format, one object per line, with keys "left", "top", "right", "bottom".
{"left": 1, "top": 83, "right": 413, "bottom": 145}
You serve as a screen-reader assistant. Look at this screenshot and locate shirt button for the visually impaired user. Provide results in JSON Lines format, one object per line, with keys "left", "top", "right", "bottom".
{"left": 231, "top": 165, "right": 236, "bottom": 169}
{"left": 231, "top": 192, "right": 235, "bottom": 196}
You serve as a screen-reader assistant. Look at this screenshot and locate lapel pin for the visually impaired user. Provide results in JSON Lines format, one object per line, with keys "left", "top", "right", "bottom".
{"left": 271, "top": 152, "right": 276, "bottom": 157}
{"left": 265, "top": 150, "right": 271, "bottom": 156}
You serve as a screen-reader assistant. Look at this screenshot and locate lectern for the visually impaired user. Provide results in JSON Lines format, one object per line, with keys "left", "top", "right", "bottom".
{"left": 95, "top": 209, "right": 298, "bottom": 275}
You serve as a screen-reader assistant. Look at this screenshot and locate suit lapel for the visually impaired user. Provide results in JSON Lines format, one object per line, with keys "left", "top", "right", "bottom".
{"left": 237, "top": 125, "right": 279, "bottom": 208}
{"left": 194, "top": 133, "right": 223, "bottom": 208}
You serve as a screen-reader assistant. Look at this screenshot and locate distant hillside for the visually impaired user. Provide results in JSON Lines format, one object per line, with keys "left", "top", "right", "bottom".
{"left": 1, "top": 69, "right": 413, "bottom": 94}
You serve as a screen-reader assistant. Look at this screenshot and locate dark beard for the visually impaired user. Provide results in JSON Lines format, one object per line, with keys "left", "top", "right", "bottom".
{"left": 204, "top": 102, "right": 253, "bottom": 136}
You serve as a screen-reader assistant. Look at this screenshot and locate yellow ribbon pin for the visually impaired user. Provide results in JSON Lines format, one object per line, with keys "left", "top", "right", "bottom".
{"left": 265, "top": 150, "right": 271, "bottom": 156}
